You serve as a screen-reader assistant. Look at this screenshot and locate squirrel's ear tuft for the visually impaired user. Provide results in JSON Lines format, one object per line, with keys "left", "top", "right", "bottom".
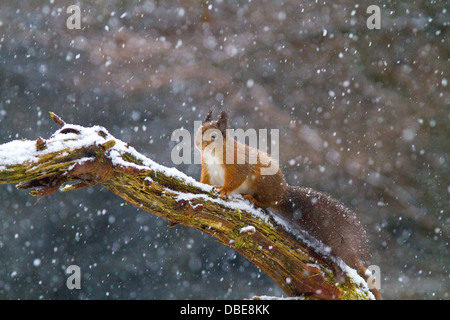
{"left": 203, "top": 109, "right": 214, "bottom": 123}
{"left": 217, "top": 110, "right": 229, "bottom": 135}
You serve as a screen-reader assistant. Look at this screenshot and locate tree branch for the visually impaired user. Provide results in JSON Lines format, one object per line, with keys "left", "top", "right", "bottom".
{"left": 0, "top": 113, "right": 374, "bottom": 300}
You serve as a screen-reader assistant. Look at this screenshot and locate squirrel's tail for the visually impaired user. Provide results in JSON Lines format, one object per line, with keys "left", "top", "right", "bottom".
{"left": 277, "top": 186, "right": 382, "bottom": 299}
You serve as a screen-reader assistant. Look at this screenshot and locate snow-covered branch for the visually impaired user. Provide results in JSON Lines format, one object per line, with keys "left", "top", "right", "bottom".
{"left": 0, "top": 113, "right": 374, "bottom": 300}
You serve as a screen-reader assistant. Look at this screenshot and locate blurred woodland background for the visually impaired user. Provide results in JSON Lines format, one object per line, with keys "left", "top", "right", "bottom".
{"left": 0, "top": 0, "right": 448, "bottom": 299}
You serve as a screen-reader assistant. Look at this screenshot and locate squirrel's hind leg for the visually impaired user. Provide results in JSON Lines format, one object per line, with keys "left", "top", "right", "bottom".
{"left": 241, "top": 193, "right": 267, "bottom": 208}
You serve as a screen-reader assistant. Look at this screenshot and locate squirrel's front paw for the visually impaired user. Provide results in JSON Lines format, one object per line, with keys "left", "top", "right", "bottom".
{"left": 215, "top": 186, "right": 230, "bottom": 199}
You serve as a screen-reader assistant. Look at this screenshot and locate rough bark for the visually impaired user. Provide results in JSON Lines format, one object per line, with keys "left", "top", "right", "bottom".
{"left": 0, "top": 113, "right": 374, "bottom": 300}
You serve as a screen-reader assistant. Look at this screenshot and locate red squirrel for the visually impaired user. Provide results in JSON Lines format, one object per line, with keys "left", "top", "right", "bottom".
{"left": 194, "top": 110, "right": 382, "bottom": 300}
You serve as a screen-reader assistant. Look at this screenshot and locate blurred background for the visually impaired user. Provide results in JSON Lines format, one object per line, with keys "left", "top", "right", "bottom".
{"left": 0, "top": 0, "right": 448, "bottom": 299}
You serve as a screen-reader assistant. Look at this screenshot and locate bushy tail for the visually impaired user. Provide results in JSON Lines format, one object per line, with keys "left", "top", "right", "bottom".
{"left": 276, "top": 186, "right": 382, "bottom": 299}
{"left": 278, "top": 186, "right": 370, "bottom": 264}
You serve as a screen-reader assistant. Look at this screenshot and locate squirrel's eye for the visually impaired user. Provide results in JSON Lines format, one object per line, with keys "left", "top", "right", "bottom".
{"left": 211, "top": 133, "right": 217, "bottom": 140}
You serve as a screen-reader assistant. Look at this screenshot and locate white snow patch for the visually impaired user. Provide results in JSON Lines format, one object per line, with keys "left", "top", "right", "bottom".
{"left": 252, "top": 295, "right": 304, "bottom": 300}
{"left": 172, "top": 191, "right": 272, "bottom": 226}
{"left": 239, "top": 225, "right": 256, "bottom": 234}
